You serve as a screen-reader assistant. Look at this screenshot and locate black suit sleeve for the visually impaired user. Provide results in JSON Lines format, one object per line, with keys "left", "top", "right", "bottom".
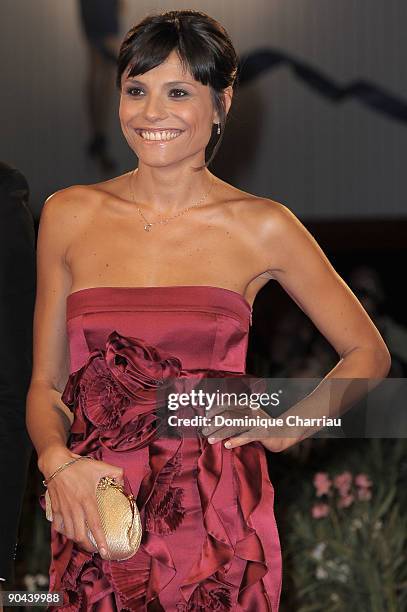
{"left": 0, "top": 163, "right": 36, "bottom": 584}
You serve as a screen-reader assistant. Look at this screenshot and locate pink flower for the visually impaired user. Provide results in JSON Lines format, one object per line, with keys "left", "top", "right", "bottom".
{"left": 337, "top": 494, "right": 354, "bottom": 508}
{"left": 333, "top": 471, "right": 353, "bottom": 496}
{"left": 313, "top": 472, "right": 332, "bottom": 497}
{"left": 357, "top": 488, "right": 372, "bottom": 501}
{"left": 355, "top": 473, "right": 372, "bottom": 488}
{"left": 311, "top": 503, "right": 330, "bottom": 518}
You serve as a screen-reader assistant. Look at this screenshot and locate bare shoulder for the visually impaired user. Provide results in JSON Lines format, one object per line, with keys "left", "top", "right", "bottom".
{"left": 223, "top": 188, "right": 325, "bottom": 279}
{"left": 248, "top": 196, "right": 334, "bottom": 281}
{"left": 43, "top": 171, "right": 130, "bottom": 211}
{"left": 234, "top": 192, "right": 294, "bottom": 225}
{"left": 249, "top": 196, "right": 308, "bottom": 240}
{"left": 40, "top": 173, "right": 129, "bottom": 231}
{"left": 218, "top": 184, "right": 293, "bottom": 243}
{"left": 42, "top": 182, "right": 104, "bottom": 219}
{"left": 38, "top": 183, "right": 108, "bottom": 266}
{"left": 216, "top": 179, "right": 287, "bottom": 220}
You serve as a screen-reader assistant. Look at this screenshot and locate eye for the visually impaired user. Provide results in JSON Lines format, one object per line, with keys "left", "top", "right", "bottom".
{"left": 126, "top": 87, "right": 144, "bottom": 97}
{"left": 124, "top": 87, "right": 189, "bottom": 98}
{"left": 169, "top": 89, "right": 188, "bottom": 98}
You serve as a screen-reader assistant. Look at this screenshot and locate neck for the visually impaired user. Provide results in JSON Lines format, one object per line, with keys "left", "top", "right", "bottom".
{"left": 129, "top": 164, "right": 215, "bottom": 214}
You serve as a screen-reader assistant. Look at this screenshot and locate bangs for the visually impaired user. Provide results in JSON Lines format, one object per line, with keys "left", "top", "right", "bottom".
{"left": 117, "top": 21, "right": 219, "bottom": 89}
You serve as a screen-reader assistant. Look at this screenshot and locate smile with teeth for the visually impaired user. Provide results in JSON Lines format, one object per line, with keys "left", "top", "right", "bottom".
{"left": 136, "top": 129, "right": 183, "bottom": 141}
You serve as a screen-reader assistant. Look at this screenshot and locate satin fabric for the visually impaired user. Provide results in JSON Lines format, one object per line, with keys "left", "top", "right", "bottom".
{"left": 40, "top": 286, "right": 282, "bottom": 611}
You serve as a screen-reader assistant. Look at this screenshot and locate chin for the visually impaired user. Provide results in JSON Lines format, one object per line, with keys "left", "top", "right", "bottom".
{"left": 137, "top": 157, "right": 184, "bottom": 168}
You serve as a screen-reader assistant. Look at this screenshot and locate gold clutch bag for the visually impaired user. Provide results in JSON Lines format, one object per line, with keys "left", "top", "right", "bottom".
{"left": 44, "top": 476, "right": 142, "bottom": 561}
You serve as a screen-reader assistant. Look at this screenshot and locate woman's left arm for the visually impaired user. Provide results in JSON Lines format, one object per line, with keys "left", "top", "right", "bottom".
{"left": 227, "top": 201, "right": 391, "bottom": 451}
{"left": 264, "top": 202, "right": 391, "bottom": 373}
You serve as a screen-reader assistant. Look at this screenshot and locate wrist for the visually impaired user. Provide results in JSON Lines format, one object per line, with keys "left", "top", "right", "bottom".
{"left": 37, "top": 444, "right": 76, "bottom": 479}
{"left": 261, "top": 436, "right": 293, "bottom": 453}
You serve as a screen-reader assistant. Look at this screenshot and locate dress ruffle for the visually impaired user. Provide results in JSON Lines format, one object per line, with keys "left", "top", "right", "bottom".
{"left": 41, "top": 331, "right": 281, "bottom": 611}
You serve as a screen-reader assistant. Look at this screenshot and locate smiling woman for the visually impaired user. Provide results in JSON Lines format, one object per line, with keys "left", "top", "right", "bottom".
{"left": 26, "top": 7, "right": 390, "bottom": 612}
{"left": 116, "top": 10, "right": 237, "bottom": 170}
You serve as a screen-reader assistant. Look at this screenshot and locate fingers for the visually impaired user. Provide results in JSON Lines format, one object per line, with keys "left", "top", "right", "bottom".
{"left": 44, "top": 459, "right": 125, "bottom": 559}
{"left": 47, "top": 488, "right": 76, "bottom": 540}
{"left": 82, "top": 500, "right": 109, "bottom": 558}
{"left": 51, "top": 496, "right": 106, "bottom": 556}
{"left": 225, "top": 434, "right": 290, "bottom": 452}
{"left": 223, "top": 435, "right": 253, "bottom": 448}
{"left": 52, "top": 511, "right": 75, "bottom": 540}
{"left": 205, "top": 424, "right": 252, "bottom": 443}
{"left": 201, "top": 403, "right": 277, "bottom": 448}
{"left": 71, "top": 504, "right": 99, "bottom": 554}
{"left": 201, "top": 406, "right": 255, "bottom": 442}
{"left": 52, "top": 511, "right": 65, "bottom": 534}
{"left": 77, "top": 463, "right": 124, "bottom": 556}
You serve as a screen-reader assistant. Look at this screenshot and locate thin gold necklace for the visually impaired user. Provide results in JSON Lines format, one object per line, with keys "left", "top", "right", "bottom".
{"left": 129, "top": 170, "right": 215, "bottom": 232}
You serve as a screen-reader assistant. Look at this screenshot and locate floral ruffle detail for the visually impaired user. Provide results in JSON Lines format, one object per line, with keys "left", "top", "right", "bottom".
{"left": 61, "top": 330, "right": 183, "bottom": 455}
{"left": 176, "top": 372, "right": 275, "bottom": 610}
{"left": 78, "top": 358, "right": 128, "bottom": 431}
{"left": 45, "top": 527, "right": 113, "bottom": 611}
{"left": 46, "top": 331, "right": 187, "bottom": 610}
{"left": 108, "top": 543, "right": 161, "bottom": 611}
{"left": 43, "top": 333, "right": 281, "bottom": 610}
{"left": 176, "top": 573, "right": 232, "bottom": 611}
{"left": 145, "top": 449, "right": 186, "bottom": 535}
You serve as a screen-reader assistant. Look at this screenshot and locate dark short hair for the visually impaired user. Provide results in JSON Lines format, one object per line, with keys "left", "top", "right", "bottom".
{"left": 117, "top": 9, "right": 238, "bottom": 170}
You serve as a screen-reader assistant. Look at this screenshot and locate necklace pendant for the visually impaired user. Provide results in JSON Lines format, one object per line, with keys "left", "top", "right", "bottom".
{"left": 144, "top": 223, "right": 153, "bottom": 232}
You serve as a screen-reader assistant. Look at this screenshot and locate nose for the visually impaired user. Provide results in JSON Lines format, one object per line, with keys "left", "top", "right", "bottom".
{"left": 142, "top": 92, "right": 168, "bottom": 123}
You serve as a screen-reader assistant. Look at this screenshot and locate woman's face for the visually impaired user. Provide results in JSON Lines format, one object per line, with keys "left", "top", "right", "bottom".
{"left": 119, "top": 49, "right": 232, "bottom": 167}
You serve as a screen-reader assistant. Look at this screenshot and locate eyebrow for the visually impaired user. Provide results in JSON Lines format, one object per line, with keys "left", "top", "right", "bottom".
{"left": 125, "top": 78, "right": 196, "bottom": 87}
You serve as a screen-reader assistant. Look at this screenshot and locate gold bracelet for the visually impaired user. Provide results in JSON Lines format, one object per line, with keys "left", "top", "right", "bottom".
{"left": 42, "top": 456, "right": 94, "bottom": 487}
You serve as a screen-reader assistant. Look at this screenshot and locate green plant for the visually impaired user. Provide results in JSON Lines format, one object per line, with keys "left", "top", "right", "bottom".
{"left": 283, "top": 439, "right": 407, "bottom": 612}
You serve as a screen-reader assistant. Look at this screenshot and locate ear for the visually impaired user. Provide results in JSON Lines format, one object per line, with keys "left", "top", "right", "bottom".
{"left": 213, "top": 86, "right": 234, "bottom": 123}
{"left": 223, "top": 86, "right": 234, "bottom": 116}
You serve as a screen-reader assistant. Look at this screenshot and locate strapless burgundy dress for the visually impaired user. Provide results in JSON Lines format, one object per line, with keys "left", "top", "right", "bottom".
{"left": 40, "top": 286, "right": 282, "bottom": 611}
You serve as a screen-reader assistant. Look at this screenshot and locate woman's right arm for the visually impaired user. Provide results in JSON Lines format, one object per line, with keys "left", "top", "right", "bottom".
{"left": 26, "top": 191, "right": 75, "bottom": 467}
{"left": 26, "top": 189, "right": 122, "bottom": 558}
